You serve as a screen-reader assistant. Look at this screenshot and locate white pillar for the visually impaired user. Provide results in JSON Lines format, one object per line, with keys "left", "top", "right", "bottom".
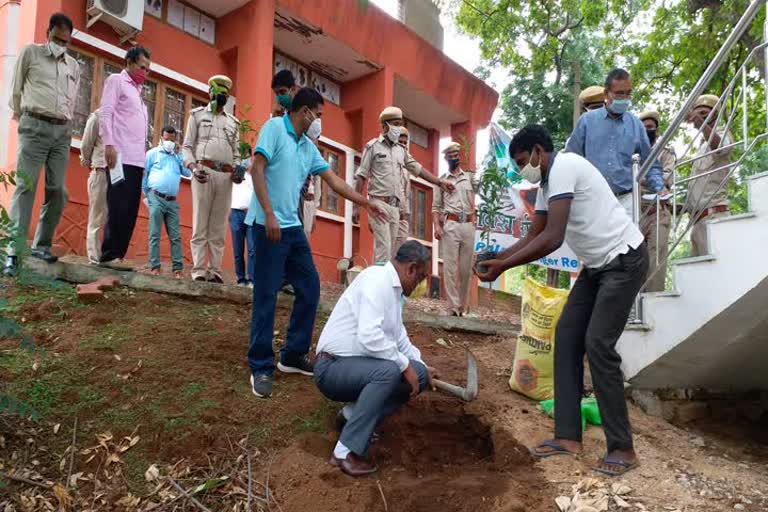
{"left": 0, "top": 1, "right": 21, "bottom": 167}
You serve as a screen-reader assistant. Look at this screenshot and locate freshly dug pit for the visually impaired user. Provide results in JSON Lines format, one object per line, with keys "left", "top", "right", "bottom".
{"left": 269, "top": 397, "right": 547, "bottom": 512}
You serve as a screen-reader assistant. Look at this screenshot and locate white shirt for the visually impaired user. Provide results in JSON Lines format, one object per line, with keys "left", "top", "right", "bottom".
{"left": 231, "top": 170, "right": 253, "bottom": 211}
{"left": 316, "top": 262, "right": 424, "bottom": 371}
{"left": 535, "top": 152, "right": 644, "bottom": 269}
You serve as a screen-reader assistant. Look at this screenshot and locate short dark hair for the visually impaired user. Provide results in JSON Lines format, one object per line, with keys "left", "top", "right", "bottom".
{"left": 508, "top": 125, "right": 554, "bottom": 158}
{"left": 290, "top": 87, "right": 324, "bottom": 113}
{"left": 395, "top": 241, "right": 431, "bottom": 265}
{"left": 605, "top": 68, "right": 631, "bottom": 90}
{"left": 161, "top": 125, "right": 176, "bottom": 135}
{"left": 272, "top": 69, "right": 295, "bottom": 89}
{"left": 125, "top": 46, "right": 151, "bottom": 66}
{"left": 48, "top": 13, "right": 73, "bottom": 34}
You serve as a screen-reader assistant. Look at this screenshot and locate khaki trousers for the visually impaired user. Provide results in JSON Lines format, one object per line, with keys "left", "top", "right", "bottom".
{"left": 9, "top": 114, "right": 71, "bottom": 255}
{"left": 690, "top": 211, "right": 728, "bottom": 257}
{"left": 442, "top": 220, "right": 475, "bottom": 313}
{"left": 191, "top": 169, "right": 233, "bottom": 280}
{"left": 302, "top": 201, "right": 317, "bottom": 239}
{"left": 370, "top": 202, "right": 400, "bottom": 264}
{"left": 86, "top": 169, "right": 108, "bottom": 264}
{"left": 394, "top": 213, "right": 409, "bottom": 257}
{"left": 639, "top": 206, "right": 671, "bottom": 292}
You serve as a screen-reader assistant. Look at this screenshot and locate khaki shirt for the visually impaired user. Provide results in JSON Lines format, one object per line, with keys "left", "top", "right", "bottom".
{"left": 641, "top": 145, "right": 676, "bottom": 199}
{"left": 685, "top": 129, "right": 733, "bottom": 212}
{"left": 400, "top": 168, "right": 412, "bottom": 215}
{"left": 432, "top": 170, "right": 474, "bottom": 216}
{"left": 356, "top": 136, "right": 423, "bottom": 199}
{"left": 10, "top": 43, "right": 80, "bottom": 121}
{"left": 182, "top": 104, "right": 241, "bottom": 168}
{"left": 80, "top": 110, "right": 106, "bottom": 169}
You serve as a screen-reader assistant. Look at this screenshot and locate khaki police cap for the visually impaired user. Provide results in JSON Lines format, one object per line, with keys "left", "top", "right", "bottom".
{"left": 443, "top": 142, "right": 461, "bottom": 154}
{"left": 693, "top": 94, "right": 719, "bottom": 110}
{"left": 639, "top": 111, "right": 660, "bottom": 124}
{"left": 579, "top": 85, "right": 605, "bottom": 104}
{"left": 379, "top": 106, "right": 403, "bottom": 123}
{"left": 400, "top": 126, "right": 410, "bottom": 136}
{"left": 208, "top": 75, "right": 233, "bottom": 91}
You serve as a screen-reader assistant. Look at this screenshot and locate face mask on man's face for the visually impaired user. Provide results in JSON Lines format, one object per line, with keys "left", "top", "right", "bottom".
{"left": 276, "top": 94, "right": 292, "bottom": 109}
{"left": 48, "top": 39, "right": 67, "bottom": 58}
{"left": 607, "top": 97, "right": 631, "bottom": 115}
{"left": 161, "top": 140, "right": 176, "bottom": 153}
{"left": 519, "top": 148, "right": 543, "bottom": 184}
{"left": 386, "top": 123, "right": 402, "bottom": 143}
{"left": 447, "top": 157, "right": 461, "bottom": 171}
{"left": 213, "top": 93, "right": 228, "bottom": 109}
{"left": 306, "top": 110, "right": 322, "bottom": 139}
{"left": 646, "top": 129, "right": 657, "bottom": 145}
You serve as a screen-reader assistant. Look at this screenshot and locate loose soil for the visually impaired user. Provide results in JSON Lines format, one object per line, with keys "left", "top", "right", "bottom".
{"left": 0, "top": 277, "right": 767, "bottom": 511}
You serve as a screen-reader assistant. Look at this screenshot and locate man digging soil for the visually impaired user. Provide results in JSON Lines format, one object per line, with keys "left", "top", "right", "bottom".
{"left": 313, "top": 241, "right": 439, "bottom": 476}
{"left": 477, "top": 125, "right": 648, "bottom": 477}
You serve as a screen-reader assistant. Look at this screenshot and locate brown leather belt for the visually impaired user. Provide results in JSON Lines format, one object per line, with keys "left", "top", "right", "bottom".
{"left": 23, "top": 111, "right": 68, "bottom": 125}
{"left": 151, "top": 189, "right": 176, "bottom": 202}
{"left": 316, "top": 352, "right": 335, "bottom": 362}
{"left": 446, "top": 212, "right": 476, "bottom": 223}
{"left": 197, "top": 159, "right": 232, "bottom": 172}
{"left": 697, "top": 205, "right": 729, "bottom": 222}
{"left": 371, "top": 195, "right": 400, "bottom": 207}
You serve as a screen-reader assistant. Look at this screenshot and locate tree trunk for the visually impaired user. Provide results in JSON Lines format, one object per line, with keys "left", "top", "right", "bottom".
{"left": 572, "top": 59, "right": 582, "bottom": 129}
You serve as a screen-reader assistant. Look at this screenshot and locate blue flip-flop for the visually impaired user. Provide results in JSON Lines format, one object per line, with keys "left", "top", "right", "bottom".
{"left": 530, "top": 440, "right": 577, "bottom": 459}
{"left": 594, "top": 457, "right": 639, "bottom": 476}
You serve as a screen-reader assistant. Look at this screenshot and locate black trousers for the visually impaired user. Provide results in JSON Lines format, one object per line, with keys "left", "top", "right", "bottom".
{"left": 554, "top": 243, "right": 648, "bottom": 453}
{"left": 100, "top": 164, "right": 143, "bottom": 262}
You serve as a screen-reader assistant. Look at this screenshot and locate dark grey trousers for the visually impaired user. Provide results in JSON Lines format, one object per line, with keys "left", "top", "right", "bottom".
{"left": 314, "top": 355, "right": 429, "bottom": 456}
{"left": 554, "top": 243, "right": 648, "bottom": 453}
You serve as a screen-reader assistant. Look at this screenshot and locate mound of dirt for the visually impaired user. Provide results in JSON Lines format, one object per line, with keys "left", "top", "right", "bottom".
{"left": 266, "top": 397, "right": 547, "bottom": 512}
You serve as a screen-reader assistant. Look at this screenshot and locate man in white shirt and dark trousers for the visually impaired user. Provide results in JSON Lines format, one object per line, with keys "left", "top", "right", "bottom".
{"left": 477, "top": 125, "right": 648, "bottom": 477}
{"left": 230, "top": 146, "right": 255, "bottom": 286}
{"left": 314, "top": 241, "right": 436, "bottom": 477}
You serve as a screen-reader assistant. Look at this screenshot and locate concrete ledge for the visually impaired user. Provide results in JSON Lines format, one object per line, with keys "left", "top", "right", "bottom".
{"left": 23, "top": 257, "right": 518, "bottom": 336}
{"left": 708, "top": 212, "right": 757, "bottom": 224}
{"left": 671, "top": 254, "right": 716, "bottom": 266}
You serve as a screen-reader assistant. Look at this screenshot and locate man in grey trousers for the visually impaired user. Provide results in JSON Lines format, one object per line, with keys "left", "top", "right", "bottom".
{"left": 314, "top": 241, "right": 437, "bottom": 477}
{"left": 5, "top": 13, "right": 80, "bottom": 275}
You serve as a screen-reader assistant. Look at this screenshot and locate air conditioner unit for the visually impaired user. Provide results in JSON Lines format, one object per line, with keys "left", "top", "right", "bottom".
{"left": 86, "top": 0, "right": 144, "bottom": 43}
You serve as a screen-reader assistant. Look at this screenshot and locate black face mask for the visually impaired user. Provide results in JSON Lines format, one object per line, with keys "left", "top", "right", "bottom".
{"left": 447, "top": 158, "right": 460, "bottom": 171}
{"left": 212, "top": 93, "right": 228, "bottom": 108}
{"left": 646, "top": 130, "right": 657, "bottom": 145}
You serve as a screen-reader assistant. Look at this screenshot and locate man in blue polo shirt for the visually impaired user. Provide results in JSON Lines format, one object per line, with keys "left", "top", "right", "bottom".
{"left": 566, "top": 68, "right": 665, "bottom": 216}
{"left": 246, "top": 87, "right": 388, "bottom": 398}
{"left": 143, "top": 126, "right": 190, "bottom": 278}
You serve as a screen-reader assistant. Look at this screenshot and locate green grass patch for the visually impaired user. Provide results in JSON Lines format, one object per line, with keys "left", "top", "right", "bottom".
{"left": 290, "top": 398, "right": 337, "bottom": 435}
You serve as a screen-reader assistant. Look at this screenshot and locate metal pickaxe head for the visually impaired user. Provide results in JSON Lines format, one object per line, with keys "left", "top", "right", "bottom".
{"left": 432, "top": 349, "right": 479, "bottom": 402}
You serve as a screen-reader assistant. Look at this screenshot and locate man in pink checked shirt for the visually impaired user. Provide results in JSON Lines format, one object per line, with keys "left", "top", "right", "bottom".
{"left": 98, "top": 46, "right": 152, "bottom": 270}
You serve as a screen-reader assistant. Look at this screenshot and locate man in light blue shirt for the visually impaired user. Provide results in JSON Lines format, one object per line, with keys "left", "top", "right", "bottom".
{"left": 566, "top": 68, "right": 664, "bottom": 216}
{"left": 245, "top": 88, "right": 387, "bottom": 399}
{"left": 143, "top": 126, "right": 190, "bottom": 278}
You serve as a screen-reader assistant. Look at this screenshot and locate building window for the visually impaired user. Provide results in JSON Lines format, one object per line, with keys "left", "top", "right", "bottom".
{"left": 319, "top": 146, "right": 344, "bottom": 215}
{"left": 410, "top": 188, "right": 428, "bottom": 240}
{"left": 68, "top": 50, "right": 94, "bottom": 137}
{"left": 66, "top": 47, "right": 206, "bottom": 148}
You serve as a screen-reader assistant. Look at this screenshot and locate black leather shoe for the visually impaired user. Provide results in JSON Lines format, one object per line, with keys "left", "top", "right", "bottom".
{"left": 3, "top": 256, "right": 18, "bottom": 277}
{"left": 30, "top": 248, "right": 58, "bottom": 263}
{"left": 207, "top": 274, "right": 224, "bottom": 284}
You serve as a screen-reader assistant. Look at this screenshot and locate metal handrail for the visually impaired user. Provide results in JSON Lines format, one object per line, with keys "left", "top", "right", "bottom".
{"left": 637, "top": 0, "right": 766, "bottom": 184}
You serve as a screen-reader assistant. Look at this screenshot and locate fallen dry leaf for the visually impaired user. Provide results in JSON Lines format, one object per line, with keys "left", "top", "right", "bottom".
{"left": 53, "top": 424, "right": 61, "bottom": 435}
{"left": 611, "top": 483, "right": 632, "bottom": 496}
{"left": 555, "top": 496, "right": 571, "bottom": 511}
{"left": 145, "top": 464, "right": 160, "bottom": 482}
{"left": 52, "top": 483, "right": 72, "bottom": 511}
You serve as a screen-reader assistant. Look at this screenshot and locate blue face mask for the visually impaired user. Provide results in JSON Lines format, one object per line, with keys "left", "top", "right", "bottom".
{"left": 608, "top": 98, "right": 631, "bottom": 115}
{"left": 276, "top": 94, "right": 292, "bottom": 109}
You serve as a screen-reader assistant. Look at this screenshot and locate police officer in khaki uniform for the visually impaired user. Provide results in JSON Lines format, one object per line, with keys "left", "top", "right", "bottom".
{"left": 433, "top": 142, "right": 476, "bottom": 316}
{"left": 354, "top": 106, "right": 452, "bottom": 263}
{"left": 394, "top": 126, "right": 412, "bottom": 253}
{"left": 638, "top": 111, "right": 676, "bottom": 291}
{"left": 579, "top": 85, "right": 606, "bottom": 113}
{"left": 684, "top": 94, "right": 733, "bottom": 257}
{"left": 182, "top": 75, "right": 242, "bottom": 283}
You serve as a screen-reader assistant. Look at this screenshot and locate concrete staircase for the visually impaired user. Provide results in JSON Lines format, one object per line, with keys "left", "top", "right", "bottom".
{"left": 618, "top": 171, "right": 768, "bottom": 392}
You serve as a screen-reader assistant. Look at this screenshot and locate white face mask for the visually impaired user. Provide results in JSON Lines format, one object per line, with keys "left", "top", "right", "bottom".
{"left": 520, "top": 148, "right": 543, "bottom": 183}
{"left": 386, "top": 123, "right": 402, "bottom": 143}
{"left": 48, "top": 41, "right": 67, "bottom": 58}
{"left": 161, "top": 140, "right": 176, "bottom": 153}
{"left": 306, "top": 117, "right": 322, "bottom": 140}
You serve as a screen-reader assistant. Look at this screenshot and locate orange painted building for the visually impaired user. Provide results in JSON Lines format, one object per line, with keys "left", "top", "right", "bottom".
{"left": 0, "top": 0, "right": 497, "bottom": 292}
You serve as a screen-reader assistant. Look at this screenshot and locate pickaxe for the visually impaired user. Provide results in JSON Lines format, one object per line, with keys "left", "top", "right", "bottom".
{"left": 432, "top": 349, "right": 478, "bottom": 402}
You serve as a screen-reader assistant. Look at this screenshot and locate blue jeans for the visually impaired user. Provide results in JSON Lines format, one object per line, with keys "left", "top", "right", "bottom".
{"left": 147, "top": 193, "right": 183, "bottom": 271}
{"left": 248, "top": 224, "right": 320, "bottom": 376}
{"left": 229, "top": 208, "right": 255, "bottom": 283}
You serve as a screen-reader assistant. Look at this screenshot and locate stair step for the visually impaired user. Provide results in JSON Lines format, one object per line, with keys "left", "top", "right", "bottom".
{"left": 671, "top": 254, "right": 716, "bottom": 266}
{"left": 708, "top": 211, "right": 756, "bottom": 224}
{"left": 625, "top": 322, "right": 651, "bottom": 331}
